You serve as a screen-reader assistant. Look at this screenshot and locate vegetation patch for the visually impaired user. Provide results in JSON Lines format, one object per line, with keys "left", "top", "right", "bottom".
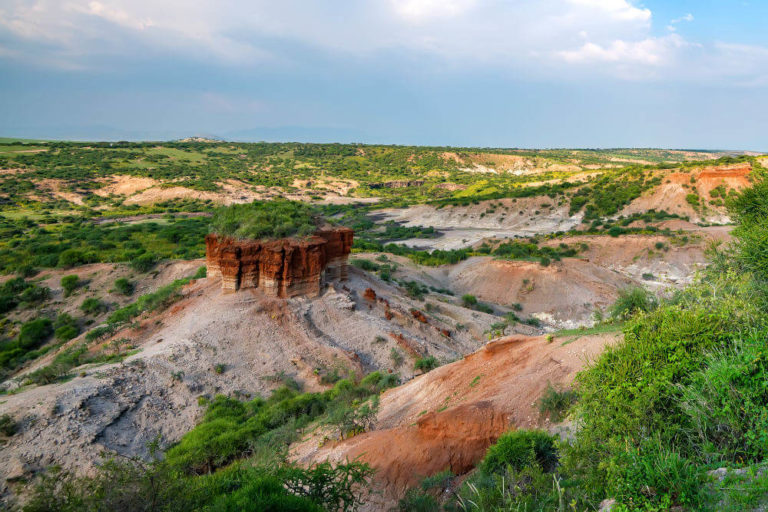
{"left": 210, "top": 199, "right": 319, "bottom": 240}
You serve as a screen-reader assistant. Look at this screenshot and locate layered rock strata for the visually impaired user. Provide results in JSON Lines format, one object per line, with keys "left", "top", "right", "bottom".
{"left": 205, "top": 228, "right": 353, "bottom": 298}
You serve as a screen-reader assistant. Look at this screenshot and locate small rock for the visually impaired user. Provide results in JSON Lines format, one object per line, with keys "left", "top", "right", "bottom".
{"left": 598, "top": 499, "right": 616, "bottom": 512}
{"left": 6, "top": 457, "right": 29, "bottom": 481}
{"left": 708, "top": 467, "right": 729, "bottom": 482}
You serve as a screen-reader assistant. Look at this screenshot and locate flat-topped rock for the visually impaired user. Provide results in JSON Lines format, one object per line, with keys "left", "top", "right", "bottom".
{"left": 205, "top": 227, "right": 353, "bottom": 297}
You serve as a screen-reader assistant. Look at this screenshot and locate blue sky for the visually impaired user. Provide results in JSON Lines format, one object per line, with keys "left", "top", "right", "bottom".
{"left": 1, "top": 0, "right": 767, "bottom": 149}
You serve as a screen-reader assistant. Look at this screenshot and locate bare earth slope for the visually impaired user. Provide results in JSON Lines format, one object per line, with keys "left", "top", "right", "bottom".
{"left": 292, "top": 332, "right": 619, "bottom": 510}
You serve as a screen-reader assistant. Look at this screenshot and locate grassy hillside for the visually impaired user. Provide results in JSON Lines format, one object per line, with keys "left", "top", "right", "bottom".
{"left": 0, "top": 140, "right": 747, "bottom": 209}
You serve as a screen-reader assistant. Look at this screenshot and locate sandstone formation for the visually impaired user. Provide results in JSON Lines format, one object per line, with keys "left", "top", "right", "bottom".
{"left": 205, "top": 227, "right": 353, "bottom": 297}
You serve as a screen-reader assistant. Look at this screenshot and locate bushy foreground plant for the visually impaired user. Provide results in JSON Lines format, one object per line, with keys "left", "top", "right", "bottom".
{"left": 453, "top": 430, "right": 563, "bottom": 512}
{"left": 23, "top": 452, "right": 371, "bottom": 512}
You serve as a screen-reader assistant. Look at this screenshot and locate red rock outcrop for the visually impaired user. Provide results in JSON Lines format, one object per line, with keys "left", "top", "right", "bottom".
{"left": 205, "top": 227, "right": 353, "bottom": 298}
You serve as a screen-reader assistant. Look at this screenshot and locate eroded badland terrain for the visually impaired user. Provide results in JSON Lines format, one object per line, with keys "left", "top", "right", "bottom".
{"left": 0, "top": 142, "right": 765, "bottom": 511}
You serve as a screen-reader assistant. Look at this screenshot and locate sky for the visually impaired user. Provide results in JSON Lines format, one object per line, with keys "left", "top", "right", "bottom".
{"left": 0, "top": 0, "right": 767, "bottom": 149}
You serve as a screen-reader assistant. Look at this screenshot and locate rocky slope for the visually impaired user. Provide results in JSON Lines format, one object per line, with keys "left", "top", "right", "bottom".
{"left": 0, "top": 267, "right": 495, "bottom": 498}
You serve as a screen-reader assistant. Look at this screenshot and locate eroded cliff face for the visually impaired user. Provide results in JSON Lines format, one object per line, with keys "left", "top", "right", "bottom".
{"left": 205, "top": 227, "right": 353, "bottom": 298}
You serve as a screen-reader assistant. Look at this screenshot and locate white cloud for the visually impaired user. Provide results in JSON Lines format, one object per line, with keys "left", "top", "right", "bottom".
{"left": 671, "top": 13, "right": 694, "bottom": 24}
{"left": 389, "top": 0, "right": 476, "bottom": 21}
{"left": 559, "top": 34, "right": 685, "bottom": 65}
{"left": 566, "top": 0, "right": 651, "bottom": 22}
{"left": 81, "top": 1, "right": 154, "bottom": 31}
{"left": 0, "top": 0, "right": 765, "bottom": 85}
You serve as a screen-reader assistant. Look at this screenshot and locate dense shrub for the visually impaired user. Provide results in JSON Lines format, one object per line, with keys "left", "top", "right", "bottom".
{"left": 480, "top": 429, "right": 558, "bottom": 475}
{"left": 609, "top": 286, "right": 657, "bottom": 320}
{"left": 108, "top": 279, "right": 188, "bottom": 325}
{"left": 23, "top": 455, "right": 370, "bottom": 512}
{"left": 60, "top": 275, "right": 79, "bottom": 296}
{"left": 54, "top": 313, "right": 79, "bottom": 342}
{"left": 80, "top": 297, "right": 106, "bottom": 315}
{"left": 166, "top": 374, "right": 398, "bottom": 476}
{"left": 414, "top": 356, "right": 439, "bottom": 373}
{"left": 0, "top": 414, "right": 17, "bottom": 436}
{"left": 211, "top": 199, "right": 318, "bottom": 240}
{"left": 680, "top": 334, "right": 768, "bottom": 463}
{"left": 114, "top": 277, "right": 134, "bottom": 295}
{"left": 0, "top": 278, "right": 49, "bottom": 315}
{"left": 17, "top": 318, "right": 53, "bottom": 349}
{"left": 58, "top": 249, "right": 95, "bottom": 268}
{"left": 130, "top": 253, "right": 157, "bottom": 272}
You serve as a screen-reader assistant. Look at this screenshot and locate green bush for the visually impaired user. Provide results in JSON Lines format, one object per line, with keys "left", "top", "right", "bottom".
{"left": 17, "top": 318, "right": 53, "bottom": 349}
{"left": 80, "top": 297, "right": 107, "bottom": 315}
{"left": 164, "top": 371, "right": 398, "bottom": 476}
{"left": 479, "top": 429, "right": 558, "bottom": 475}
{"left": 85, "top": 325, "right": 115, "bottom": 342}
{"left": 457, "top": 464, "right": 562, "bottom": 511}
{"left": 680, "top": 334, "right": 768, "bottom": 463}
{"left": 414, "top": 356, "right": 439, "bottom": 373}
{"left": 609, "top": 286, "right": 657, "bottom": 320}
{"left": 0, "top": 414, "right": 17, "bottom": 436}
{"left": 351, "top": 259, "right": 379, "bottom": 272}
{"left": 54, "top": 324, "right": 79, "bottom": 342}
{"left": 397, "top": 490, "right": 439, "bottom": 511}
{"left": 60, "top": 275, "right": 79, "bottom": 296}
{"left": 114, "top": 277, "right": 134, "bottom": 296}
{"left": 462, "top": 294, "right": 478, "bottom": 307}
{"left": 475, "top": 302, "right": 494, "bottom": 314}
{"left": 0, "top": 279, "right": 50, "bottom": 315}
{"left": 130, "top": 253, "right": 157, "bottom": 272}
{"left": 58, "top": 249, "right": 95, "bottom": 268}
{"left": 567, "top": 270, "right": 763, "bottom": 502}
{"left": 23, "top": 454, "right": 370, "bottom": 512}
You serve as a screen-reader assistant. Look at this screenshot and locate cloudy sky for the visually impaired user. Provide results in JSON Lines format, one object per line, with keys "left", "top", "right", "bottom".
{"left": 1, "top": 0, "right": 767, "bottom": 149}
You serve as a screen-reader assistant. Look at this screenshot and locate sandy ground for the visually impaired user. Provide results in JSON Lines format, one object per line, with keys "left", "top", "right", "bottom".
{"left": 375, "top": 197, "right": 582, "bottom": 250}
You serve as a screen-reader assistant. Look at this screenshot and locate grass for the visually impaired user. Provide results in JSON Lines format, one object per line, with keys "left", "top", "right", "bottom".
{"left": 555, "top": 321, "right": 624, "bottom": 344}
